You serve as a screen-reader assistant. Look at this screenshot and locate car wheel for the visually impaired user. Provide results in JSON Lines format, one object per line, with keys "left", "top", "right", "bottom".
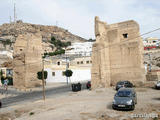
{"left": 131, "top": 104, "right": 135, "bottom": 110}
{"left": 112, "top": 105, "right": 115, "bottom": 110}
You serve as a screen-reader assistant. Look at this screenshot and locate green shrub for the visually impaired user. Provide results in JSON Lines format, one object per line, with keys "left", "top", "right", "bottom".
{"left": 64, "top": 70, "right": 73, "bottom": 77}
{"left": 50, "top": 36, "right": 71, "bottom": 49}
{"left": 29, "top": 112, "right": 35, "bottom": 116}
{"left": 37, "top": 71, "right": 48, "bottom": 80}
{"left": 0, "top": 76, "right": 13, "bottom": 85}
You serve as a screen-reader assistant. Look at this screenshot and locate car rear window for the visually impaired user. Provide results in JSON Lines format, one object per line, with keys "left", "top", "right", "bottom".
{"left": 117, "top": 82, "right": 124, "bottom": 85}
{"left": 116, "top": 91, "right": 132, "bottom": 97}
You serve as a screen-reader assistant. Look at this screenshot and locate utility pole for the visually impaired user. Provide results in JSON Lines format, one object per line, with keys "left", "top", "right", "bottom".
{"left": 66, "top": 54, "right": 68, "bottom": 84}
{"left": 42, "top": 59, "right": 46, "bottom": 101}
{"left": 148, "top": 53, "right": 152, "bottom": 72}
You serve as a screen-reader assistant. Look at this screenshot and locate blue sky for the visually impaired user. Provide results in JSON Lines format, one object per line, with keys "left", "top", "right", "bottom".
{"left": 0, "top": 0, "right": 160, "bottom": 39}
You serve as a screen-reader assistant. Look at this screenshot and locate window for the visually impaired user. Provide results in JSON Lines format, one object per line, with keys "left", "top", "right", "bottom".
{"left": 2, "top": 70, "right": 5, "bottom": 74}
{"left": 86, "top": 61, "right": 89, "bottom": 64}
{"left": 62, "top": 71, "right": 65, "bottom": 76}
{"left": 20, "top": 49, "right": 23, "bottom": 51}
{"left": 90, "top": 61, "right": 92, "bottom": 63}
{"left": 57, "top": 62, "right": 60, "bottom": 65}
{"left": 52, "top": 72, "right": 55, "bottom": 76}
{"left": 123, "top": 33, "right": 128, "bottom": 38}
{"left": 77, "top": 61, "right": 79, "bottom": 64}
{"left": 81, "top": 61, "right": 83, "bottom": 64}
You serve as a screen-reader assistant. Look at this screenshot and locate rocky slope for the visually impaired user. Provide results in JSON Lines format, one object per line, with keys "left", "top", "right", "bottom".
{"left": 0, "top": 20, "right": 87, "bottom": 52}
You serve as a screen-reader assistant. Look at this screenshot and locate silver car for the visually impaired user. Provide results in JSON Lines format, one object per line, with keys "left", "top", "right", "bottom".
{"left": 112, "top": 88, "right": 137, "bottom": 110}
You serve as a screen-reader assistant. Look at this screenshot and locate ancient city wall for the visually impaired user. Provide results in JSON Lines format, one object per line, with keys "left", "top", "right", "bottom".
{"left": 13, "top": 33, "right": 43, "bottom": 89}
{"left": 91, "top": 17, "right": 146, "bottom": 89}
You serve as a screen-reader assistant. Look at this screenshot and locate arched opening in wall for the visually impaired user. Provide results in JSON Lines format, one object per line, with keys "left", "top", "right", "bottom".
{"left": 57, "top": 62, "right": 60, "bottom": 65}
{"left": 86, "top": 61, "right": 89, "bottom": 64}
{"left": 20, "top": 49, "right": 23, "bottom": 51}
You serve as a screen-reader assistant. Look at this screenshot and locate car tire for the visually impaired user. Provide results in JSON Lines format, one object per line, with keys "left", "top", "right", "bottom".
{"left": 131, "top": 104, "right": 135, "bottom": 110}
{"left": 112, "top": 105, "right": 115, "bottom": 110}
{"left": 0, "top": 101, "right": 1, "bottom": 108}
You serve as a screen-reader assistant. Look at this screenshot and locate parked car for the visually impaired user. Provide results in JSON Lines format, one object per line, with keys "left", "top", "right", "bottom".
{"left": 155, "top": 81, "right": 160, "bottom": 89}
{"left": 86, "top": 81, "right": 91, "bottom": 89}
{"left": 112, "top": 88, "right": 137, "bottom": 110}
{"left": 116, "top": 81, "right": 133, "bottom": 91}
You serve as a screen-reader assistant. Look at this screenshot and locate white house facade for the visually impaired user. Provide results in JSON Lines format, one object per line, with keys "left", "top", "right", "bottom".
{"left": 44, "top": 57, "right": 92, "bottom": 83}
{"left": 65, "top": 42, "right": 94, "bottom": 56}
{"left": 45, "top": 68, "right": 91, "bottom": 83}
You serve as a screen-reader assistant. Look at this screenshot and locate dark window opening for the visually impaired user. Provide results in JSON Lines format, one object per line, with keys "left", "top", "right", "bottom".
{"left": 52, "top": 72, "right": 55, "bottom": 76}
{"left": 86, "top": 61, "right": 89, "bottom": 64}
{"left": 62, "top": 71, "right": 65, "bottom": 76}
{"left": 57, "top": 62, "right": 60, "bottom": 65}
{"left": 123, "top": 33, "right": 128, "bottom": 38}
{"left": 81, "top": 61, "right": 83, "bottom": 64}
{"left": 77, "top": 61, "right": 79, "bottom": 64}
{"left": 20, "top": 49, "right": 23, "bottom": 51}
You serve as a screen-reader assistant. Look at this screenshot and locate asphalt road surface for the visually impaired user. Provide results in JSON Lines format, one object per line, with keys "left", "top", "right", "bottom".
{"left": 1, "top": 82, "right": 87, "bottom": 108}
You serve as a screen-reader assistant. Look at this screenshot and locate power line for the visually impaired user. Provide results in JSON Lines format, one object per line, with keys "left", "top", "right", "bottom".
{"left": 92, "top": 27, "right": 160, "bottom": 53}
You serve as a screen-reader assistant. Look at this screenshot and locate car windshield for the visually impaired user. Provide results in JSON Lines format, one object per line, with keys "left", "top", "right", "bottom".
{"left": 116, "top": 90, "right": 132, "bottom": 97}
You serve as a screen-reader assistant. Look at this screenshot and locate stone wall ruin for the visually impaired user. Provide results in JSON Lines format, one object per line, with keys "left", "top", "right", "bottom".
{"left": 13, "top": 33, "right": 43, "bottom": 89}
{"left": 91, "top": 17, "right": 146, "bottom": 89}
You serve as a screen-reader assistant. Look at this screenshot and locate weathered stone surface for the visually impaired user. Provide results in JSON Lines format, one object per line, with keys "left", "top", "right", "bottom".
{"left": 146, "top": 71, "right": 160, "bottom": 81}
{"left": 13, "top": 33, "right": 43, "bottom": 89}
{"left": 91, "top": 17, "right": 146, "bottom": 89}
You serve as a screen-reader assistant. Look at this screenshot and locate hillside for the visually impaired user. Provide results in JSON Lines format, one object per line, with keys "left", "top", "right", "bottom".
{"left": 0, "top": 20, "right": 87, "bottom": 52}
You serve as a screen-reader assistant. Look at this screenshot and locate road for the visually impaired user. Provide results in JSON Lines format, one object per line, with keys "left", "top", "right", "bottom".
{"left": 1, "top": 82, "right": 87, "bottom": 108}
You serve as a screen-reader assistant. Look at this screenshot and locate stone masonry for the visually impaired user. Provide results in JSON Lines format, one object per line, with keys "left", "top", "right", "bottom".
{"left": 91, "top": 16, "right": 146, "bottom": 89}
{"left": 13, "top": 33, "right": 43, "bottom": 89}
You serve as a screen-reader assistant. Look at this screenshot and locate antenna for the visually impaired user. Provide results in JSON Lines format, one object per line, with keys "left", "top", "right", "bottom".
{"left": 14, "top": 2, "right": 16, "bottom": 23}
{"left": 10, "top": 16, "right": 12, "bottom": 23}
{"left": 56, "top": 21, "right": 58, "bottom": 26}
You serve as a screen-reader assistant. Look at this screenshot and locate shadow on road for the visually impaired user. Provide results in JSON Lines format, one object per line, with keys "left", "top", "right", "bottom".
{"left": 1, "top": 82, "right": 87, "bottom": 108}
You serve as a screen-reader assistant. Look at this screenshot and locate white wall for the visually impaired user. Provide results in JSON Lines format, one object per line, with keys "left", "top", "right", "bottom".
{"left": 0, "top": 50, "right": 13, "bottom": 58}
{"left": 65, "top": 42, "right": 93, "bottom": 56}
{"left": 45, "top": 68, "right": 91, "bottom": 83}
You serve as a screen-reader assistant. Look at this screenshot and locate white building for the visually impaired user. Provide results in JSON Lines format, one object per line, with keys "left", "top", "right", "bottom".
{"left": 143, "top": 37, "right": 160, "bottom": 47}
{"left": 0, "top": 50, "right": 13, "bottom": 58}
{"left": 65, "top": 42, "right": 94, "bottom": 56}
{"left": 44, "top": 57, "right": 92, "bottom": 83}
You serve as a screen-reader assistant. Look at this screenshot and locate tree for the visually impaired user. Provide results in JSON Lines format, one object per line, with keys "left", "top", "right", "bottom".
{"left": 64, "top": 69, "right": 73, "bottom": 83}
{"left": 62, "top": 41, "right": 71, "bottom": 48}
{"left": 37, "top": 71, "right": 48, "bottom": 80}
{"left": 51, "top": 36, "right": 56, "bottom": 42}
